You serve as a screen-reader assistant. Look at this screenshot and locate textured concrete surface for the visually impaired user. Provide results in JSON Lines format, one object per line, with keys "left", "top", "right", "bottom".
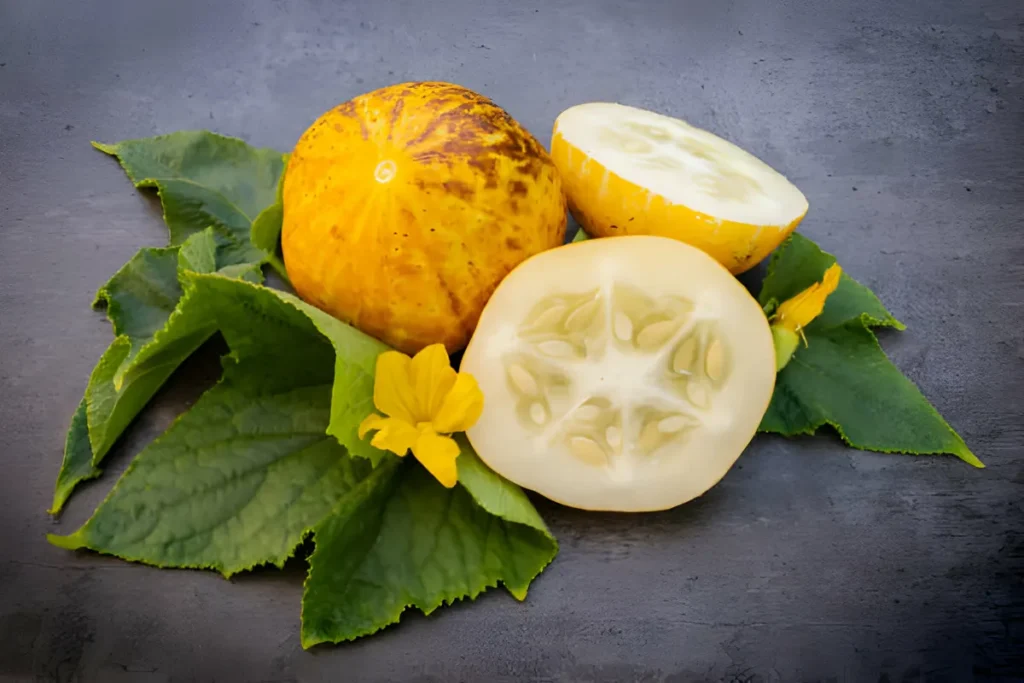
{"left": 1, "top": 0, "right": 1022, "bottom": 681}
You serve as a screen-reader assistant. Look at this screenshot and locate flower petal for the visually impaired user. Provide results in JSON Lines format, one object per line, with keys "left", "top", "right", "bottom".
{"left": 413, "top": 425, "right": 460, "bottom": 488}
{"left": 357, "top": 413, "right": 386, "bottom": 438}
{"left": 409, "top": 343, "right": 458, "bottom": 419}
{"left": 432, "top": 372, "right": 484, "bottom": 434}
{"left": 367, "top": 417, "right": 419, "bottom": 457}
{"left": 373, "top": 351, "right": 418, "bottom": 423}
{"left": 775, "top": 263, "right": 843, "bottom": 332}
{"left": 820, "top": 262, "right": 842, "bottom": 292}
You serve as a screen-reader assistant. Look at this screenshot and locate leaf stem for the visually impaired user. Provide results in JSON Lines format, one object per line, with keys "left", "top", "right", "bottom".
{"left": 266, "top": 255, "right": 291, "bottom": 286}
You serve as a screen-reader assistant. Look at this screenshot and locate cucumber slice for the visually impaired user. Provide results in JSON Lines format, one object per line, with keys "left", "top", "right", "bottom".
{"left": 461, "top": 235, "right": 776, "bottom": 512}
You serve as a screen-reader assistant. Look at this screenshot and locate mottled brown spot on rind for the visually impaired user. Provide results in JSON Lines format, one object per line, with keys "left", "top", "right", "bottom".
{"left": 515, "top": 157, "right": 545, "bottom": 180}
{"left": 399, "top": 207, "right": 417, "bottom": 227}
{"left": 509, "top": 180, "right": 528, "bottom": 197}
{"left": 334, "top": 101, "right": 357, "bottom": 117}
{"left": 387, "top": 98, "right": 405, "bottom": 140}
{"left": 506, "top": 237, "right": 522, "bottom": 250}
{"left": 390, "top": 84, "right": 555, "bottom": 194}
{"left": 411, "top": 150, "right": 447, "bottom": 165}
{"left": 418, "top": 82, "right": 492, "bottom": 104}
{"left": 467, "top": 156, "right": 499, "bottom": 184}
{"left": 331, "top": 99, "right": 368, "bottom": 139}
{"left": 437, "top": 274, "right": 464, "bottom": 317}
{"left": 406, "top": 115, "right": 447, "bottom": 150}
{"left": 443, "top": 101, "right": 483, "bottom": 121}
{"left": 442, "top": 180, "right": 475, "bottom": 201}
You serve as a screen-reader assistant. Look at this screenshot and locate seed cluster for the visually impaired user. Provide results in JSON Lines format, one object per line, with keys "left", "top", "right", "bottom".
{"left": 502, "top": 285, "right": 731, "bottom": 468}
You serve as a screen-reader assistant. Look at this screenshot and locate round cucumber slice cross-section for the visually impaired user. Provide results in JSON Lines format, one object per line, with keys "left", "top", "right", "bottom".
{"left": 461, "top": 235, "right": 776, "bottom": 512}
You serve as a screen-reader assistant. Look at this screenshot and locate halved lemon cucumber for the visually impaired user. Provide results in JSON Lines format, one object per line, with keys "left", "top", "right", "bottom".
{"left": 461, "top": 235, "right": 776, "bottom": 512}
{"left": 551, "top": 102, "right": 809, "bottom": 274}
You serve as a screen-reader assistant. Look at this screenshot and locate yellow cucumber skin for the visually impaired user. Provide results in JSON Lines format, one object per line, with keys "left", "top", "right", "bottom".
{"left": 282, "top": 81, "right": 567, "bottom": 356}
{"left": 550, "top": 114, "right": 806, "bottom": 275}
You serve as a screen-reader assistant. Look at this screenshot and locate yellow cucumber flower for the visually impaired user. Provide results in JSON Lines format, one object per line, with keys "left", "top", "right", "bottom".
{"left": 358, "top": 343, "right": 484, "bottom": 488}
{"left": 770, "top": 263, "right": 842, "bottom": 370}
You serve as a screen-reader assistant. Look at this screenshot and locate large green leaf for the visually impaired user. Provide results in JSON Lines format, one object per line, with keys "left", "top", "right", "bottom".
{"left": 94, "top": 131, "right": 286, "bottom": 264}
{"left": 48, "top": 353, "right": 370, "bottom": 576}
{"left": 48, "top": 269, "right": 355, "bottom": 570}
{"left": 50, "top": 230, "right": 258, "bottom": 513}
{"left": 301, "top": 442, "right": 557, "bottom": 647}
{"left": 758, "top": 233, "right": 981, "bottom": 467}
{"left": 761, "top": 320, "right": 980, "bottom": 465}
{"left": 177, "top": 271, "right": 391, "bottom": 465}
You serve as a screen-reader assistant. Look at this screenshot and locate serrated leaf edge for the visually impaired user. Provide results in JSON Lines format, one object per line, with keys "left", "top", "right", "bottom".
{"left": 92, "top": 135, "right": 281, "bottom": 256}
{"left": 46, "top": 346, "right": 347, "bottom": 579}
{"left": 761, "top": 321, "right": 984, "bottom": 468}
{"left": 297, "top": 459, "right": 558, "bottom": 649}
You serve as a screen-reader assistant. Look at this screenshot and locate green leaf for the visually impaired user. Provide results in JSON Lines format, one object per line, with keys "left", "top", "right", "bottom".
{"left": 251, "top": 201, "right": 286, "bottom": 279}
{"left": 176, "top": 226, "right": 218, "bottom": 274}
{"left": 176, "top": 219, "right": 263, "bottom": 284}
{"left": 95, "top": 244, "right": 184, "bottom": 359}
{"left": 453, "top": 434, "right": 553, "bottom": 556}
{"left": 300, "top": 442, "right": 557, "bottom": 647}
{"left": 762, "top": 321, "right": 981, "bottom": 466}
{"left": 93, "top": 131, "right": 286, "bottom": 264}
{"left": 47, "top": 348, "right": 373, "bottom": 577}
{"left": 48, "top": 269, "right": 349, "bottom": 570}
{"left": 759, "top": 233, "right": 980, "bottom": 467}
{"left": 250, "top": 153, "right": 289, "bottom": 282}
{"left": 53, "top": 247, "right": 388, "bottom": 511}
{"left": 270, "top": 295, "right": 393, "bottom": 465}
{"left": 167, "top": 272, "right": 391, "bottom": 465}
{"left": 50, "top": 229, "right": 258, "bottom": 514}
{"left": 49, "top": 399, "right": 101, "bottom": 515}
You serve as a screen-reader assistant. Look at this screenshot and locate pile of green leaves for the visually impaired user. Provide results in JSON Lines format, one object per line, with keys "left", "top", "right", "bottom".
{"left": 48, "top": 132, "right": 978, "bottom": 649}
{"left": 47, "top": 132, "right": 556, "bottom": 647}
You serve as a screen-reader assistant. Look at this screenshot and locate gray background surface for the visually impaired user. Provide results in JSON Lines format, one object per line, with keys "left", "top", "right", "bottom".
{"left": 1, "top": 0, "right": 1022, "bottom": 681}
